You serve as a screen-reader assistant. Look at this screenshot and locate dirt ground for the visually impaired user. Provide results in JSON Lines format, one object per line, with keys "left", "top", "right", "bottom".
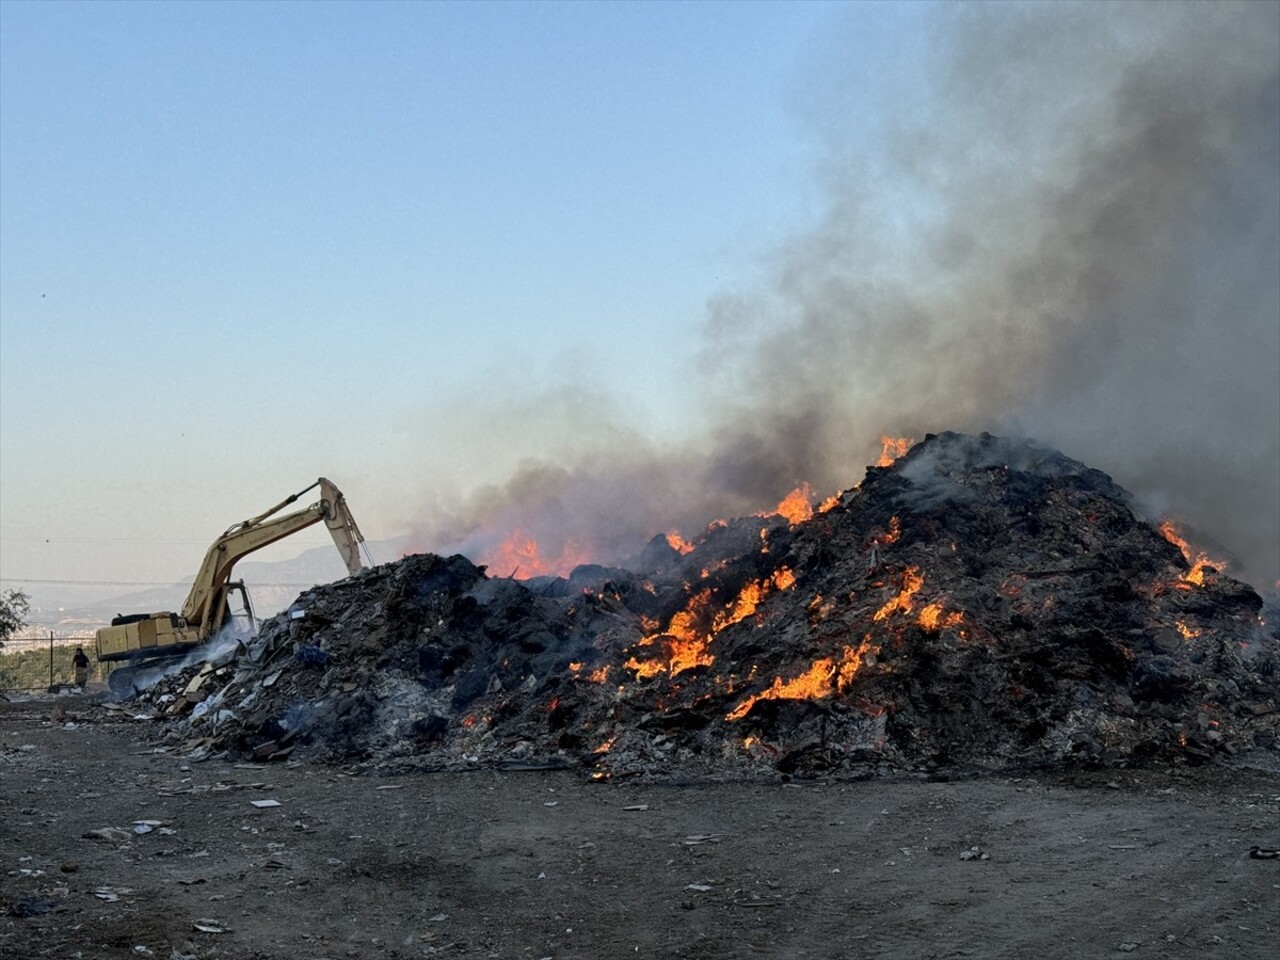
{"left": 2, "top": 695, "right": 1277, "bottom": 960}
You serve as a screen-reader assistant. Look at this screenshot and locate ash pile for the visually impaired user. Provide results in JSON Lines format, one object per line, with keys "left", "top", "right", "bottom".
{"left": 137, "top": 432, "right": 1278, "bottom": 777}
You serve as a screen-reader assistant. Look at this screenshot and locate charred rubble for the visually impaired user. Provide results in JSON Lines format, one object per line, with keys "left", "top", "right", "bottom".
{"left": 133, "top": 432, "right": 1278, "bottom": 777}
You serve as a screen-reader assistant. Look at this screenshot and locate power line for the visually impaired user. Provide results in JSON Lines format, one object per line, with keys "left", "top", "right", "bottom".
{"left": 0, "top": 577, "right": 179, "bottom": 587}
{"left": 1, "top": 577, "right": 321, "bottom": 588}
{"left": 0, "top": 536, "right": 334, "bottom": 544}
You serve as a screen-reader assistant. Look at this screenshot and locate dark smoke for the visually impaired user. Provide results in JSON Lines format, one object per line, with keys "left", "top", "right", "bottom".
{"left": 420, "top": 2, "right": 1280, "bottom": 588}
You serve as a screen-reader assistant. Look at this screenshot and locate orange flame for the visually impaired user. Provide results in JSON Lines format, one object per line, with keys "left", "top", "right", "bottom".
{"left": 873, "top": 566, "right": 924, "bottom": 621}
{"left": 712, "top": 568, "right": 797, "bottom": 632}
{"left": 726, "top": 641, "right": 873, "bottom": 721}
{"left": 772, "top": 484, "right": 814, "bottom": 524}
{"left": 625, "top": 588, "right": 716, "bottom": 678}
{"left": 771, "top": 567, "right": 797, "bottom": 591}
{"left": 876, "top": 436, "right": 914, "bottom": 467}
{"left": 569, "top": 661, "right": 612, "bottom": 683}
{"left": 818, "top": 493, "right": 841, "bottom": 513}
{"left": 665, "top": 531, "right": 696, "bottom": 555}
{"left": 713, "top": 580, "right": 765, "bottom": 632}
{"left": 479, "top": 529, "right": 591, "bottom": 579}
{"left": 1158, "top": 520, "right": 1222, "bottom": 587}
{"left": 1175, "top": 620, "right": 1200, "bottom": 640}
{"left": 918, "top": 602, "right": 964, "bottom": 632}
{"left": 626, "top": 569, "right": 798, "bottom": 679}
{"left": 881, "top": 515, "right": 902, "bottom": 545}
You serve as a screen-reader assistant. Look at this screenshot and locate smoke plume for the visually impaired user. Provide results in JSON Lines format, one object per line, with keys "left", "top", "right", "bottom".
{"left": 418, "top": 2, "right": 1280, "bottom": 588}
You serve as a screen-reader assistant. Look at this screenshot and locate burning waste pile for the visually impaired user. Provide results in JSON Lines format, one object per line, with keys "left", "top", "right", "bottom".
{"left": 132, "top": 432, "right": 1278, "bottom": 778}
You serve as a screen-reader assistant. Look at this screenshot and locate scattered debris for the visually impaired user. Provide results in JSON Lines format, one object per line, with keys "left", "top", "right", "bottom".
{"left": 8, "top": 894, "right": 63, "bottom": 917}
{"left": 82, "top": 828, "right": 134, "bottom": 844}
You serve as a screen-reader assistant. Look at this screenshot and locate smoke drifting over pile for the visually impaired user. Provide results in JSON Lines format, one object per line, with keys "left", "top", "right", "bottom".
{"left": 421, "top": 2, "right": 1280, "bottom": 587}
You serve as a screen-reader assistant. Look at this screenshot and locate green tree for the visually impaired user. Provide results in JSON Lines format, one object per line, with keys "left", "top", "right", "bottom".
{"left": 0, "top": 589, "right": 30, "bottom": 647}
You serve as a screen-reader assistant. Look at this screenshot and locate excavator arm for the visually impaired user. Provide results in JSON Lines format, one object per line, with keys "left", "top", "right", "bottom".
{"left": 96, "top": 478, "right": 366, "bottom": 668}
{"left": 182, "top": 478, "right": 366, "bottom": 638}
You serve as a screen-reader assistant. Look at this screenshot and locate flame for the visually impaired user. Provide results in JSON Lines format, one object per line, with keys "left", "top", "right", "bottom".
{"left": 625, "top": 569, "right": 797, "bottom": 679}
{"left": 713, "top": 580, "right": 765, "bottom": 632}
{"left": 665, "top": 531, "right": 695, "bottom": 555}
{"left": 808, "top": 593, "right": 835, "bottom": 622}
{"left": 479, "top": 528, "right": 591, "bottom": 579}
{"left": 726, "top": 641, "right": 873, "bottom": 721}
{"left": 1158, "top": 520, "right": 1223, "bottom": 586}
{"left": 712, "top": 568, "right": 797, "bottom": 632}
{"left": 818, "top": 493, "right": 841, "bottom": 513}
{"left": 772, "top": 484, "right": 814, "bottom": 524}
{"left": 624, "top": 588, "right": 716, "bottom": 678}
{"left": 568, "top": 661, "right": 612, "bottom": 683}
{"left": 876, "top": 436, "right": 914, "bottom": 467}
{"left": 873, "top": 566, "right": 924, "bottom": 621}
{"left": 881, "top": 515, "right": 902, "bottom": 545}
{"left": 1175, "top": 620, "right": 1201, "bottom": 640}
{"left": 918, "top": 602, "right": 964, "bottom": 632}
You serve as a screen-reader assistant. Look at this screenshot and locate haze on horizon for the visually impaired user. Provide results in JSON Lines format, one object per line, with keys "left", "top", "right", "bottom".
{"left": 2, "top": 0, "right": 1277, "bottom": 620}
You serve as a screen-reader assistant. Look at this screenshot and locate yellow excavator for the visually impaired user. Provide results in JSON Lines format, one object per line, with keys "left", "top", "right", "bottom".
{"left": 95, "top": 478, "right": 366, "bottom": 693}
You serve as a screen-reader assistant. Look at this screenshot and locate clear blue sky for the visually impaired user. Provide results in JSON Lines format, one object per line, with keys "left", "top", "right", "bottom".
{"left": 1, "top": 0, "right": 921, "bottom": 590}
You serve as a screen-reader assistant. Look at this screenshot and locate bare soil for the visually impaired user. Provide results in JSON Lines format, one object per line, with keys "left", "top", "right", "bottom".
{"left": 2, "top": 696, "right": 1277, "bottom": 960}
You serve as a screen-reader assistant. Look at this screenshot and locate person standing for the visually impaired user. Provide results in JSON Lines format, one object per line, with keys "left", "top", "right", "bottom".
{"left": 72, "top": 647, "right": 90, "bottom": 690}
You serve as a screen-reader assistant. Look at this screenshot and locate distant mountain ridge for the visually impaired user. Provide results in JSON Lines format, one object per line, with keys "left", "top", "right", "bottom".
{"left": 24, "top": 538, "right": 409, "bottom": 634}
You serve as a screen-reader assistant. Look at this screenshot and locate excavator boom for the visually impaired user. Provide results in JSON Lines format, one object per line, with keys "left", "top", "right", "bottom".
{"left": 95, "top": 479, "right": 367, "bottom": 671}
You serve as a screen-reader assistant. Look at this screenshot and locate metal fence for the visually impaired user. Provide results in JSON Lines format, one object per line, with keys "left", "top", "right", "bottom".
{"left": 0, "top": 633, "right": 120, "bottom": 692}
